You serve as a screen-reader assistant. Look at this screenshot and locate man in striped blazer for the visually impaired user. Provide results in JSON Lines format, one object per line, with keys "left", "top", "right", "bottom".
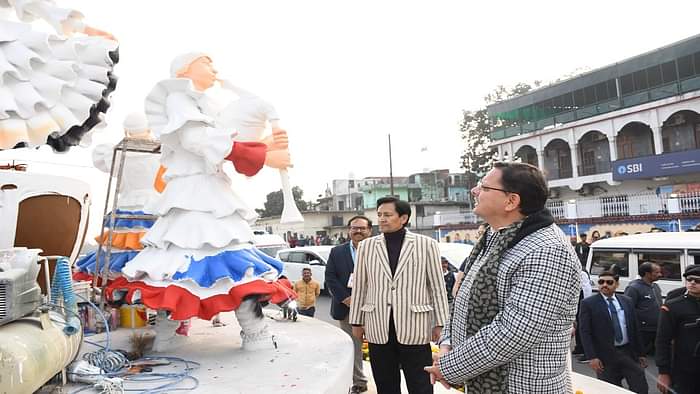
{"left": 350, "top": 196, "right": 449, "bottom": 394}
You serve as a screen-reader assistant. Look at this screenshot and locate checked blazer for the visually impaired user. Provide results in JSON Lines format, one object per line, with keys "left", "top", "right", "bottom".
{"left": 437, "top": 224, "right": 581, "bottom": 393}
{"left": 348, "top": 231, "right": 449, "bottom": 345}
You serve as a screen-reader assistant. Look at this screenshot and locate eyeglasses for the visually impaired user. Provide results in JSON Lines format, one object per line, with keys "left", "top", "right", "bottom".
{"left": 349, "top": 226, "right": 370, "bottom": 232}
{"left": 598, "top": 279, "right": 615, "bottom": 286}
{"left": 475, "top": 181, "right": 512, "bottom": 194}
{"left": 686, "top": 276, "right": 700, "bottom": 284}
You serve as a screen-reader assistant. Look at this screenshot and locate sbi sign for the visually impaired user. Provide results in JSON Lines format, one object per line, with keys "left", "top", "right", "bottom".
{"left": 617, "top": 163, "right": 643, "bottom": 175}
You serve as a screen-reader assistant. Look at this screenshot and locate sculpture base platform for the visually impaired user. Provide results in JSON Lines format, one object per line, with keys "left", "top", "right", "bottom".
{"left": 65, "top": 308, "right": 353, "bottom": 393}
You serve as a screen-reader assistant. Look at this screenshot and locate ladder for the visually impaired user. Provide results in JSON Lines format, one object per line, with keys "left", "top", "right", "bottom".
{"left": 92, "top": 138, "right": 161, "bottom": 311}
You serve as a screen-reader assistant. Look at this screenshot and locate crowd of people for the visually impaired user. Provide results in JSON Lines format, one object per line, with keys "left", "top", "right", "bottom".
{"left": 287, "top": 233, "right": 346, "bottom": 247}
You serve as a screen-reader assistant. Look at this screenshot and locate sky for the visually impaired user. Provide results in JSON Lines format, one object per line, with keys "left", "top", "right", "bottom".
{"left": 2, "top": 0, "right": 700, "bottom": 236}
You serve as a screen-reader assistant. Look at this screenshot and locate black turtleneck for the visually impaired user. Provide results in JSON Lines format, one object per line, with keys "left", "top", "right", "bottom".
{"left": 384, "top": 227, "right": 406, "bottom": 275}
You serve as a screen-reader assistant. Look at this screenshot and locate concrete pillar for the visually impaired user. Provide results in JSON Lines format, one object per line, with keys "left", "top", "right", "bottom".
{"left": 537, "top": 149, "right": 545, "bottom": 170}
{"left": 652, "top": 125, "right": 663, "bottom": 155}
{"left": 571, "top": 143, "right": 579, "bottom": 178}
{"left": 608, "top": 136, "right": 618, "bottom": 162}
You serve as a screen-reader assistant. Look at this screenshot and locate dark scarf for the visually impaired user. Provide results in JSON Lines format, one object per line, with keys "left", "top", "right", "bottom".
{"left": 460, "top": 209, "right": 554, "bottom": 393}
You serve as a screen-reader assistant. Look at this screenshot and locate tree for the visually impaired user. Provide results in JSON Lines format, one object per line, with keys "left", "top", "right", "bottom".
{"left": 459, "top": 82, "right": 539, "bottom": 178}
{"left": 256, "top": 186, "right": 308, "bottom": 217}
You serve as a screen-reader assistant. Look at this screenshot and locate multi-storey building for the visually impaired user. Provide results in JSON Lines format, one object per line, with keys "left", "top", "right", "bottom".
{"left": 487, "top": 34, "right": 700, "bottom": 235}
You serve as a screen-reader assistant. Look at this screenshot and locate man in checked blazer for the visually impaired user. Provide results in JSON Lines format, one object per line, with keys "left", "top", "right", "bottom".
{"left": 425, "top": 162, "right": 581, "bottom": 393}
{"left": 350, "top": 196, "right": 449, "bottom": 394}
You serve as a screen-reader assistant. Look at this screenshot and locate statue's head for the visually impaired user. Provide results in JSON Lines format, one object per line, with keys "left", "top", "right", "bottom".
{"left": 123, "top": 112, "right": 151, "bottom": 139}
{"left": 170, "top": 52, "right": 217, "bottom": 91}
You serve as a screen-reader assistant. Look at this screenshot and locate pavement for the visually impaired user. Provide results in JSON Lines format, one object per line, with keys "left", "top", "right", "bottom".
{"left": 312, "top": 293, "right": 663, "bottom": 394}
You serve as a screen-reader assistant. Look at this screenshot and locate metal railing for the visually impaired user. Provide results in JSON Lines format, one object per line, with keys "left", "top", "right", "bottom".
{"left": 547, "top": 191, "right": 700, "bottom": 220}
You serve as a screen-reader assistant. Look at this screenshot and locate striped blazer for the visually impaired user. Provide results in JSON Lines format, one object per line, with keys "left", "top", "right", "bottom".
{"left": 349, "top": 231, "right": 449, "bottom": 345}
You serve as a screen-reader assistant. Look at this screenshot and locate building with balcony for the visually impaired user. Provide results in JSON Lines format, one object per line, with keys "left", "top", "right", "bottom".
{"left": 407, "top": 170, "right": 471, "bottom": 203}
{"left": 487, "top": 34, "right": 700, "bottom": 234}
{"left": 316, "top": 179, "right": 364, "bottom": 211}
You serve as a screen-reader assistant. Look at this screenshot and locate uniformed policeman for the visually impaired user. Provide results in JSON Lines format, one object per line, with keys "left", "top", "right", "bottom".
{"left": 655, "top": 265, "right": 700, "bottom": 394}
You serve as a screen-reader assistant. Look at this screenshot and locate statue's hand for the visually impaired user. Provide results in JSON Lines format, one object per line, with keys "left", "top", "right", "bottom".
{"left": 264, "top": 149, "right": 292, "bottom": 169}
{"left": 84, "top": 25, "right": 117, "bottom": 41}
{"left": 263, "top": 129, "right": 288, "bottom": 151}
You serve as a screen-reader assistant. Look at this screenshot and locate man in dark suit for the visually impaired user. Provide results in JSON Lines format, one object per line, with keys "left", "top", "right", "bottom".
{"left": 574, "top": 233, "right": 590, "bottom": 265}
{"left": 579, "top": 271, "right": 649, "bottom": 394}
{"left": 325, "top": 215, "right": 372, "bottom": 393}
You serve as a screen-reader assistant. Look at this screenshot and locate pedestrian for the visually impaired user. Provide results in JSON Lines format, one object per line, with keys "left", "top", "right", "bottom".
{"left": 579, "top": 271, "right": 648, "bottom": 393}
{"left": 349, "top": 196, "right": 449, "bottom": 394}
{"left": 463, "top": 233, "right": 475, "bottom": 245}
{"left": 441, "top": 257, "right": 456, "bottom": 306}
{"left": 325, "top": 215, "right": 373, "bottom": 393}
{"left": 624, "top": 262, "right": 663, "bottom": 355}
{"left": 655, "top": 265, "right": 700, "bottom": 394}
{"left": 574, "top": 233, "right": 590, "bottom": 265}
{"left": 591, "top": 230, "right": 601, "bottom": 243}
{"left": 293, "top": 267, "right": 320, "bottom": 317}
{"left": 426, "top": 162, "right": 581, "bottom": 393}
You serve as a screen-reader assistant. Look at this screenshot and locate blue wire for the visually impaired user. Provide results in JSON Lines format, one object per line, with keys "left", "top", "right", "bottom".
{"left": 69, "top": 295, "right": 201, "bottom": 394}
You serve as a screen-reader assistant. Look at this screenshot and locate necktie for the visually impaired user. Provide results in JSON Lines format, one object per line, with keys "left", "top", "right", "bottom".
{"left": 607, "top": 297, "right": 623, "bottom": 343}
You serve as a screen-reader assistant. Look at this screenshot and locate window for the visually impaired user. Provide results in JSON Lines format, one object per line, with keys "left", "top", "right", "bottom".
{"left": 583, "top": 85, "right": 596, "bottom": 106}
{"left": 573, "top": 89, "right": 585, "bottom": 107}
{"left": 331, "top": 215, "right": 344, "bottom": 226}
{"left": 661, "top": 61, "right": 677, "bottom": 83}
{"left": 678, "top": 55, "right": 694, "bottom": 79}
{"left": 305, "top": 253, "right": 324, "bottom": 265}
{"left": 278, "top": 251, "right": 290, "bottom": 261}
{"left": 590, "top": 250, "right": 629, "bottom": 278}
{"left": 620, "top": 74, "right": 635, "bottom": 95}
{"left": 287, "top": 252, "right": 307, "bottom": 263}
{"left": 633, "top": 70, "right": 648, "bottom": 90}
{"left": 348, "top": 180, "right": 354, "bottom": 188}
{"left": 689, "top": 251, "right": 700, "bottom": 265}
{"left": 637, "top": 251, "right": 681, "bottom": 281}
{"left": 595, "top": 82, "right": 609, "bottom": 102}
{"left": 646, "top": 65, "right": 663, "bottom": 88}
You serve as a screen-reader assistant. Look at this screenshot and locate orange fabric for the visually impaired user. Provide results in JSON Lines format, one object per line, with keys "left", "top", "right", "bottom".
{"left": 154, "top": 165, "right": 167, "bottom": 193}
{"left": 95, "top": 231, "right": 145, "bottom": 250}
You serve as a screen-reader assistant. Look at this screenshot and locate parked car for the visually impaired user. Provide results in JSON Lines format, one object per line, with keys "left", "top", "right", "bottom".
{"left": 275, "top": 241, "right": 474, "bottom": 291}
{"left": 585, "top": 232, "right": 700, "bottom": 297}
{"left": 276, "top": 246, "right": 333, "bottom": 290}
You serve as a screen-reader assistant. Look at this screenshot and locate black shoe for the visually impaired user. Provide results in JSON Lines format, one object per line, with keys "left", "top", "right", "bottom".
{"left": 350, "top": 385, "right": 368, "bottom": 393}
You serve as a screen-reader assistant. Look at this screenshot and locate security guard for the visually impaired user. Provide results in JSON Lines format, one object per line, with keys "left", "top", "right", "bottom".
{"left": 655, "top": 265, "right": 700, "bottom": 394}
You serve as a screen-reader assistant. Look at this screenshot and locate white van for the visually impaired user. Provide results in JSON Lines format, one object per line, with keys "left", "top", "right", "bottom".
{"left": 585, "top": 232, "right": 700, "bottom": 297}
{"left": 252, "top": 231, "right": 289, "bottom": 258}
